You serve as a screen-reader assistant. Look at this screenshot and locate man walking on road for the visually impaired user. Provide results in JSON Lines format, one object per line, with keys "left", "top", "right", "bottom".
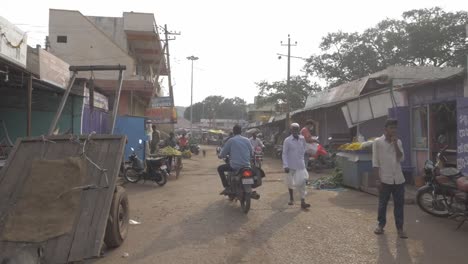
{"left": 373, "top": 119, "right": 408, "bottom": 239}
{"left": 282, "top": 123, "right": 310, "bottom": 209}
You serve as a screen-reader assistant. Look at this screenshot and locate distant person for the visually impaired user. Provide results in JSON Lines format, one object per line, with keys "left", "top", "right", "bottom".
{"left": 150, "top": 125, "right": 161, "bottom": 154}
{"left": 282, "top": 123, "right": 310, "bottom": 209}
{"left": 179, "top": 133, "right": 189, "bottom": 151}
{"left": 249, "top": 132, "right": 265, "bottom": 151}
{"left": 373, "top": 119, "right": 407, "bottom": 239}
{"left": 301, "top": 120, "right": 318, "bottom": 168}
{"left": 165, "top": 132, "right": 177, "bottom": 148}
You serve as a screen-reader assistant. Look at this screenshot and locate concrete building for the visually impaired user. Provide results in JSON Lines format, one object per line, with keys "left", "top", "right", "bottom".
{"left": 48, "top": 9, "right": 168, "bottom": 117}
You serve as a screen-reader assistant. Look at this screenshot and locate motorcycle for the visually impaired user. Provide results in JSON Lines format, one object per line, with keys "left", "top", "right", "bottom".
{"left": 124, "top": 140, "right": 168, "bottom": 186}
{"left": 190, "top": 143, "right": 200, "bottom": 155}
{"left": 253, "top": 146, "right": 263, "bottom": 169}
{"left": 307, "top": 137, "right": 335, "bottom": 172}
{"left": 221, "top": 157, "right": 261, "bottom": 214}
{"left": 416, "top": 136, "right": 468, "bottom": 229}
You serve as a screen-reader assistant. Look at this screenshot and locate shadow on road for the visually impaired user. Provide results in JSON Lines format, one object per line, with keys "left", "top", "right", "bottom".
{"left": 225, "top": 193, "right": 302, "bottom": 263}
{"left": 129, "top": 199, "right": 249, "bottom": 262}
{"left": 377, "top": 235, "right": 412, "bottom": 264}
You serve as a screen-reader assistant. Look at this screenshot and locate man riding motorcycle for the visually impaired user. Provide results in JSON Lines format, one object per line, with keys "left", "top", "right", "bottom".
{"left": 249, "top": 132, "right": 264, "bottom": 150}
{"left": 217, "top": 125, "right": 254, "bottom": 195}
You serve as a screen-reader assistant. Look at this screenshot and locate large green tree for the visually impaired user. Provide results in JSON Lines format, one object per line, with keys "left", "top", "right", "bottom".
{"left": 183, "top": 96, "right": 247, "bottom": 122}
{"left": 255, "top": 76, "right": 321, "bottom": 112}
{"left": 304, "top": 7, "right": 468, "bottom": 88}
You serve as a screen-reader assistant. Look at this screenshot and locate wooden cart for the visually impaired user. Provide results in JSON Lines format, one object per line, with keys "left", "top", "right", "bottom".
{"left": 0, "top": 135, "right": 128, "bottom": 263}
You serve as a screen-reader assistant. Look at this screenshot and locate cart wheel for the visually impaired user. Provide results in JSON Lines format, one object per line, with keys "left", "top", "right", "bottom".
{"left": 104, "top": 186, "right": 129, "bottom": 248}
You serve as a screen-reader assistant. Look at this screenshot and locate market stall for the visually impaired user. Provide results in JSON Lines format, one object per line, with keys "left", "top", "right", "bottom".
{"left": 336, "top": 140, "right": 375, "bottom": 191}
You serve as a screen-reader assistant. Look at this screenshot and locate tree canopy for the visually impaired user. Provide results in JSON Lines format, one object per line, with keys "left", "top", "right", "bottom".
{"left": 304, "top": 7, "right": 468, "bottom": 88}
{"left": 255, "top": 76, "right": 321, "bottom": 112}
{"left": 184, "top": 96, "right": 247, "bottom": 122}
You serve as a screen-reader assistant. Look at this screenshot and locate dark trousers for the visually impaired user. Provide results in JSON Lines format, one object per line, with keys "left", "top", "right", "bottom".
{"left": 217, "top": 164, "right": 232, "bottom": 188}
{"left": 378, "top": 183, "right": 405, "bottom": 229}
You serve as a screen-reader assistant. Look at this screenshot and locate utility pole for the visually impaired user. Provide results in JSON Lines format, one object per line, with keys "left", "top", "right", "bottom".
{"left": 161, "top": 24, "right": 180, "bottom": 107}
{"left": 280, "top": 34, "right": 297, "bottom": 128}
{"left": 187, "top": 56, "right": 199, "bottom": 135}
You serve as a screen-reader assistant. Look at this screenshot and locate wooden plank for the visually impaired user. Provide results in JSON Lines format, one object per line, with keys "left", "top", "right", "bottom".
{"left": 0, "top": 136, "right": 126, "bottom": 263}
{"left": 68, "top": 137, "right": 125, "bottom": 261}
{"left": 89, "top": 138, "right": 125, "bottom": 256}
{"left": 68, "top": 139, "right": 110, "bottom": 261}
{"left": 0, "top": 141, "right": 43, "bottom": 259}
{"left": 84, "top": 141, "right": 114, "bottom": 258}
{"left": 42, "top": 140, "right": 81, "bottom": 264}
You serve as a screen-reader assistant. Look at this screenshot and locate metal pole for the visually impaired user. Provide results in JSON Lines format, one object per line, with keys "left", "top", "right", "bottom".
{"left": 48, "top": 72, "right": 77, "bottom": 135}
{"left": 187, "top": 56, "right": 198, "bottom": 133}
{"left": 286, "top": 34, "right": 291, "bottom": 127}
{"left": 190, "top": 59, "right": 194, "bottom": 133}
{"left": 27, "top": 75, "right": 32, "bottom": 136}
{"left": 165, "top": 24, "right": 175, "bottom": 108}
{"left": 109, "top": 70, "right": 124, "bottom": 134}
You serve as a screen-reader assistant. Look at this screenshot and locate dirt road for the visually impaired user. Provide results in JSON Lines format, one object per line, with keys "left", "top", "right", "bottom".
{"left": 96, "top": 146, "right": 468, "bottom": 264}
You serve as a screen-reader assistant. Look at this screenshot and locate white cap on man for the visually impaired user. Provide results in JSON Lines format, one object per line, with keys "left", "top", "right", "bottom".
{"left": 290, "top": 123, "right": 300, "bottom": 128}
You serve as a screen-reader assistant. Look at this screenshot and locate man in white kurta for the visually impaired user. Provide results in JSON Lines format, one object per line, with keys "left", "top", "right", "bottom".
{"left": 282, "top": 123, "right": 311, "bottom": 209}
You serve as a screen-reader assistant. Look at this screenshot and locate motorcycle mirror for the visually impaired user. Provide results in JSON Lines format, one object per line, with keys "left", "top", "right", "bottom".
{"left": 139, "top": 139, "right": 143, "bottom": 144}
{"left": 131, "top": 147, "right": 135, "bottom": 151}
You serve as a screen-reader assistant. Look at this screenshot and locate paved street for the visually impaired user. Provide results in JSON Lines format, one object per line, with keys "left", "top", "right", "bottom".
{"left": 96, "top": 146, "right": 468, "bottom": 264}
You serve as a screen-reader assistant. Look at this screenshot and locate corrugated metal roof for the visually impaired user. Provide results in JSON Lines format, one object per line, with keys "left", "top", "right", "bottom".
{"left": 301, "top": 66, "right": 464, "bottom": 114}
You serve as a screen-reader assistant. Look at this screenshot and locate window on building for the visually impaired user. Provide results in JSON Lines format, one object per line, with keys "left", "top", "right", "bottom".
{"left": 430, "top": 102, "right": 456, "bottom": 151}
{"left": 412, "top": 106, "right": 428, "bottom": 149}
{"left": 57, "top": 36, "right": 68, "bottom": 43}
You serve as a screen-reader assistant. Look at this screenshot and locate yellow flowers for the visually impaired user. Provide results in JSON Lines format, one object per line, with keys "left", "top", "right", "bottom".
{"left": 182, "top": 150, "right": 192, "bottom": 159}
{"left": 159, "top": 147, "right": 182, "bottom": 156}
{"left": 345, "top": 142, "right": 363, "bottom": 151}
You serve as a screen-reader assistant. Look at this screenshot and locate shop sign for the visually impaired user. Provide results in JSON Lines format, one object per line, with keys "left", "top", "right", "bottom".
{"left": 150, "top": 96, "right": 172, "bottom": 108}
{"left": 146, "top": 107, "right": 177, "bottom": 124}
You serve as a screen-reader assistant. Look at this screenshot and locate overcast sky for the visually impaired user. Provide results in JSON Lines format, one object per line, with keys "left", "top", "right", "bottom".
{"left": 2, "top": 0, "right": 466, "bottom": 107}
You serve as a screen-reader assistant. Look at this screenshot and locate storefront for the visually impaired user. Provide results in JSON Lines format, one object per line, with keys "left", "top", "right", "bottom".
{"left": 398, "top": 71, "right": 466, "bottom": 179}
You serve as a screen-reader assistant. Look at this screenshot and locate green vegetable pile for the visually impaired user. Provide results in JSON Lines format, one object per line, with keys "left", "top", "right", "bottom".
{"left": 312, "top": 167, "right": 343, "bottom": 189}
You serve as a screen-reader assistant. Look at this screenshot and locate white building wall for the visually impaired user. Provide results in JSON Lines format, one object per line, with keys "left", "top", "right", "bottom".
{"left": 49, "top": 9, "right": 136, "bottom": 80}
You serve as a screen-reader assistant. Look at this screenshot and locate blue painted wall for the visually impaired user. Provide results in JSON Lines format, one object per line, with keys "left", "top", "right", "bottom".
{"left": 114, "top": 116, "right": 148, "bottom": 161}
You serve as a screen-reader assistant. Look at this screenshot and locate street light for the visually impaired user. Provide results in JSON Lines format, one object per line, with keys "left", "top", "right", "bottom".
{"left": 187, "top": 55, "right": 199, "bottom": 135}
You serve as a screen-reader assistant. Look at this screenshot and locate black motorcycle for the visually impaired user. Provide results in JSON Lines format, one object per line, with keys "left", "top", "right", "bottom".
{"left": 416, "top": 136, "right": 468, "bottom": 229}
{"left": 124, "top": 141, "right": 168, "bottom": 186}
{"left": 222, "top": 157, "right": 261, "bottom": 214}
{"left": 190, "top": 143, "right": 200, "bottom": 155}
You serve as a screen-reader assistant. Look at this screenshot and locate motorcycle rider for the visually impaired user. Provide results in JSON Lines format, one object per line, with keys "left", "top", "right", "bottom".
{"left": 249, "top": 132, "right": 265, "bottom": 151}
{"left": 178, "top": 133, "right": 189, "bottom": 151}
{"left": 217, "top": 124, "right": 253, "bottom": 195}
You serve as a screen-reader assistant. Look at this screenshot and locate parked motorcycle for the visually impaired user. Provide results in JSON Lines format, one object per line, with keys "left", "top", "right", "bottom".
{"left": 221, "top": 157, "right": 261, "bottom": 214}
{"left": 190, "top": 143, "right": 200, "bottom": 155}
{"left": 307, "top": 137, "right": 335, "bottom": 172}
{"left": 124, "top": 140, "right": 168, "bottom": 186}
{"left": 416, "top": 136, "right": 468, "bottom": 229}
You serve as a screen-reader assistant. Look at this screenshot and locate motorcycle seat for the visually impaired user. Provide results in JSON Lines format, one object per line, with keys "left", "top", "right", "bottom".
{"left": 146, "top": 157, "right": 166, "bottom": 161}
{"left": 436, "top": 176, "right": 450, "bottom": 184}
{"left": 440, "top": 167, "right": 461, "bottom": 177}
{"left": 456, "top": 177, "right": 468, "bottom": 192}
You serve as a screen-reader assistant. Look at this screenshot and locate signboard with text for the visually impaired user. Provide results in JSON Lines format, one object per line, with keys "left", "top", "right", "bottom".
{"left": 150, "top": 97, "right": 172, "bottom": 108}
{"left": 145, "top": 107, "right": 177, "bottom": 124}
